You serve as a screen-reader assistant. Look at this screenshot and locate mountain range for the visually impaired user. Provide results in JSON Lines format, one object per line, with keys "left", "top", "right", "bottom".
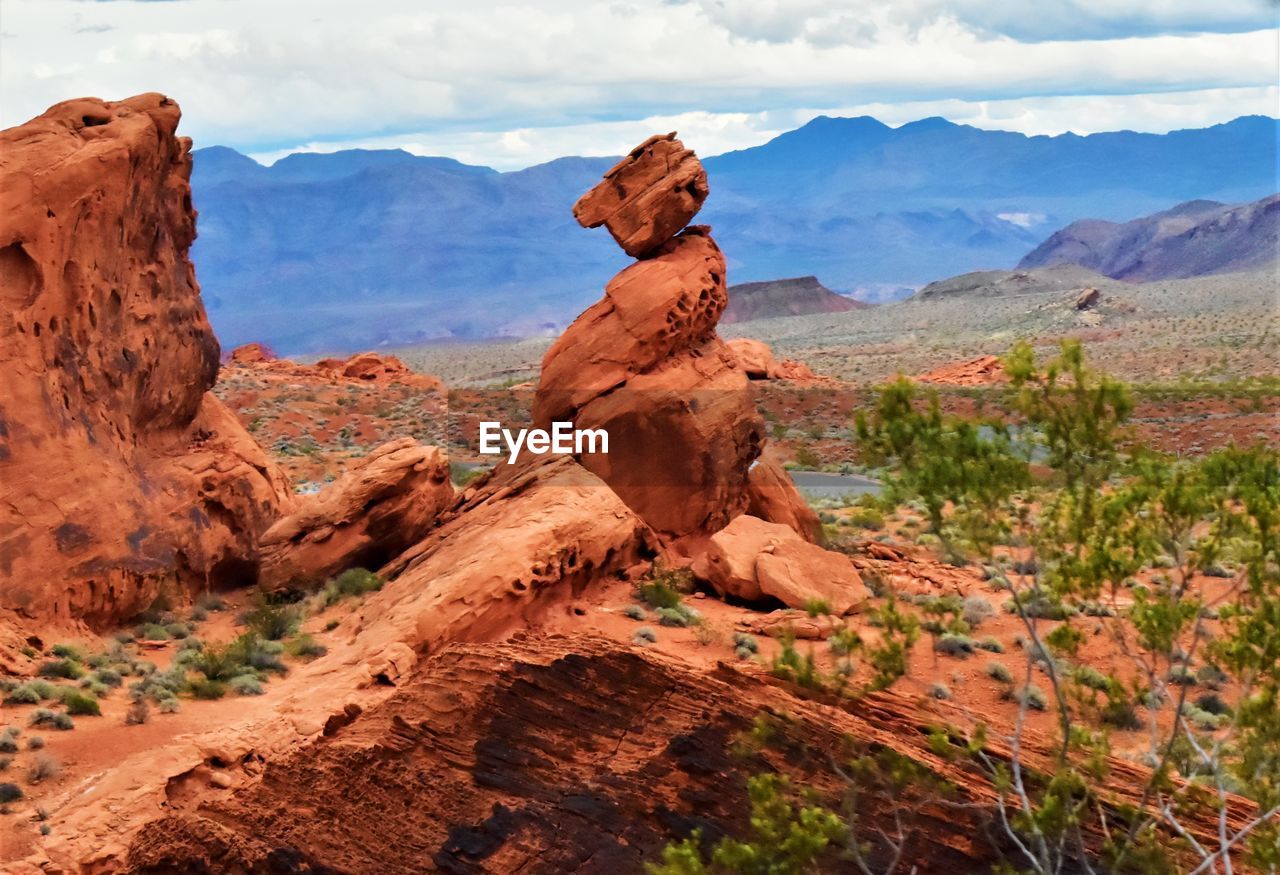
{"left": 1018, "top": 194, "right": 1279, "bottom": 281}
{"left": 190, "top": 115, "right": 1279, "bottom": 353}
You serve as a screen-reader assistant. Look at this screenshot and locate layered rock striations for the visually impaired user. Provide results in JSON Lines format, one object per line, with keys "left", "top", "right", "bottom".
{"left": 536, "top": 135, "right": 765, "bottom": 538}
{"left": 0, "top": 94, "right": 293, "bottom": 629}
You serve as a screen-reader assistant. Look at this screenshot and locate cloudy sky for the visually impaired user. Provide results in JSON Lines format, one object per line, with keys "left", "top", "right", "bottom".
{"left": 2, "top": 0, "right": 1277, "bottom": 169}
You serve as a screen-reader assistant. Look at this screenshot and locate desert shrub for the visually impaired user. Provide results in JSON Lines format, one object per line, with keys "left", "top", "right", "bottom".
{"left": 137, "top": 623, "right": 170, "bottom": 641}
{"left": 323, "top": 568, "right": 383, "bottom": 605}
{"left": 1006, "top": 595, "right": 1075, "bottom": 621}
{"left": 28, "top": 709, "right": 72, "bottom": 731}
{"left": 1195, "top": 664, "right": 1229, "bottom": 689}
{"left": 26, "top": 755, "right": 59, "bottom": 784}
{"left": 165, "top": 622, "right": 191, "bottom": 640}
{"left": 26, "top": 736, "right": 43, "bottom": 750}
{"left": 0, "top": 758, "right": 9, "bottom": 771}
{"left": 733, "top": 633, "right": 759, "bottom": 654}
{"left": 158, "top": 698, "right": 181, "bottom": 714}
{"left": 1167, "top": 665, "right": 1197, "bottom": 686}
{"left": 637, "top": 579, "right": 682, "bottom": 610}
{"left": 286, "top": 634, "right": 327, "bottom": 659}
{"left": 125, "top": 698, "right": 149, "bottom": 726}
{"left": 50, "top": 644, "right": 82, "bottom": 661}
{"left": 4, "top": 683, "right": 47, "bottom": 705}
{"left": 976, "top": 636, "right": 1004, "bottom": 653}
{"left": 928, "top": 682, "right": 951, "bottom": 700}
{"left": 1072, "top": 665, "right": 1111, "bottom": 692}
{"left": 59, "top": 690, "right": 101, "bottom": 716}
{"left": 37, "top": 658, "right": 84, "bottom": 680}
{"left": 847, "top": 507, "right": 885, "bottom": 530}
{"left": 0, "top": 737, "right": 16, "bottom": 755}
{"left": 986, "top": 662, "right": 1013, "bottom": 683}
{"left": 1181, "top": 703, "right": 1227, "bottom": 732}
{"left": 196, "top": 593, "right": 226, "bottom": 612}
{"left": 243, "top": 595, "right": 300, "bottom": 641}
{"left": 189, "top": 678, "right": 227, "bottom": 700}
{"left": 0, "top": 783, "right": 22, "bottom": 804}
{"left": 189, "top": 606, "right": 208, "bottom": 622}
{"left": 827, "top": 628, "right": 860, "bottom": 656}
{"left": 622, "top": 605, "right": 646, "bottom": 621}
{"left": 1016, "top": 684, "right": 1048, "bottom": 711}
{"left": 229, "top": 674, "right": 264, "bottom": 696}
{"left": 92, "top": 668, "right": 123, "bottom": 688}
{"left": 1194, "top": 693, "right": 1230, "bottom": 716}
{"left": 962, "top": 595, "right": 994, "bottom": 629}
{"left": 1101, "top": 698, "right": 1143, "bottom": 730}
{"left": 735, "top": 645, "right": 756, "bottom": 660}
{"left": 934, "top": 633, "right": 975, "bottom": 658}
{"left": 633, "top": 627, "right": 657, "bottom": 645}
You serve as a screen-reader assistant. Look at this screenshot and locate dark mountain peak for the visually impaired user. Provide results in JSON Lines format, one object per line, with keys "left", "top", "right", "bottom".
{"left": 1018, "top": 193, "right": 1279, "bottom": 281}
{"left": 897, "top": 116, "right": 959, "bottom": 133}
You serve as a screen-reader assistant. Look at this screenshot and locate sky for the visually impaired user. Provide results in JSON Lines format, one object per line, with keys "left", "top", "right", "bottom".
{"left": 1, "top": 0, "right": 1277, "bottom": 170}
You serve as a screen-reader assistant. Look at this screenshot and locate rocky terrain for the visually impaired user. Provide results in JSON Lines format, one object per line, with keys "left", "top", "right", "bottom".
{"left": 1019, "top": 194, "right": 1280, "bottom": 281}
{"left": 1, "top": 95, "right": 1275, "bottom": 874}
{"left": 722, "top": 275, "right": 867, "bottom": 324}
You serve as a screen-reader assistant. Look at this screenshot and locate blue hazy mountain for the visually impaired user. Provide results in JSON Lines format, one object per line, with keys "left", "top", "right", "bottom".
{"left": 191, "top": 115, "right": 1279, "bottom": 353}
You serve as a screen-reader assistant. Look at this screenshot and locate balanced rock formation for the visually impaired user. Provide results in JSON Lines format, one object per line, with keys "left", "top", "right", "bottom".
{"left": 691, "top": 514, "right": 867, "bottom": 614}
{"left": 257, "top": 438, "right": 453, "bottom": 592}
{"left": 0, "top": 94, "right": 292, "bottom": 629}
{"left": 535, "top": 137, "right": 764, "bottom": 538}
{"left": 571, "top": 132, "right": 709, "bottom": 257}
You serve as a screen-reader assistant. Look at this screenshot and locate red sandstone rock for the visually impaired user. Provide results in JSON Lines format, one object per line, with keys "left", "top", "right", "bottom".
{"left": 917, "top": 354, "right": 1006, "bottom": 386}
{"left": 225, "top": 342, "right": 277, "bottom": 365}
{"left": 537, "top": 152, "right": 764, "bottom": 538}
{"left": 258, "top": 438, "right": 453, "bottom": 591}
{"left": 225, "top": 346, "right": 444, "bottom": 392}
{"left": 726, "top": 337, "right": 823, "bottom": 382}
{"left": 691, "top": 514, "right": 868, "bottom": 613}
{"left": 745, "top": 448, "right": 824, "bottom": 543}
{"left": 0, "top": 94, "right": 293, "bottom": 631}
{"left": 572, "top": 132, "right": 709, "bottom": 257}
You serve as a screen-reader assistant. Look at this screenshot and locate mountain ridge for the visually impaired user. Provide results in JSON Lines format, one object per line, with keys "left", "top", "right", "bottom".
{"left": 190, "top": 114, "right": 1279, "bottom": 353}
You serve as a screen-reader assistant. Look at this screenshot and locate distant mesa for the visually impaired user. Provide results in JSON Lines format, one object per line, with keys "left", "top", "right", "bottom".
{"left": 912, "top": 263, "right": 1112, "bottom": 300}
{"left": 1018, "top": 194, "right": 1280, "bottom": 282}
{"left": 722, "top": 275, "right": 868, "bottom": 324}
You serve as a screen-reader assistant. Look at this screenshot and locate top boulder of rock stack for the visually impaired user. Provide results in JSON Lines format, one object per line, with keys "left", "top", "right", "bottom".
{"left": 571, "top": 132, "right": 710, "bottom": 257}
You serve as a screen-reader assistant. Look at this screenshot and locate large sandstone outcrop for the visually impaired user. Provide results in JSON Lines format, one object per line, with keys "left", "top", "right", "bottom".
{"left": 745, "top": 449, "right": 824, "bottom": 543}
{"left": 226, "top": 343, "right": 445, "bottom": 393}
{"left": 257, "top": 438, "right": 453, "bottom": 591}
{"left": 536, "top": 138, "right": 764, "bottom": 538}
{"left": 0, "top": 94, "right": 293, "bottom": 628}
{"left": 692, "top": 514, "right": 868, "bottom": 614}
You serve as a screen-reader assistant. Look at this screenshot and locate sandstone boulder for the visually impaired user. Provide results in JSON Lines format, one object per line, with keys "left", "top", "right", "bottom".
{"left": 258, "top": 439, "right": 453, "bottom": 591}
{"left": 692, "top": 514, "right": 867, "bottom": 614}
{"left": 745, "top": 449, "right": 824, "bottom": 543}
{"left": 572, "top": 132, "right": 708, "bottom": 257}
{"left": 0, "top": 94, "right": 293, "bottom": 630}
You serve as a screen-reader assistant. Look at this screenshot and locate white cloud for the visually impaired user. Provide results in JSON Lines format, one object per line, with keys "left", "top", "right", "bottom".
{"left": 0, "top": 0, "right": 1275, "bottom": 166}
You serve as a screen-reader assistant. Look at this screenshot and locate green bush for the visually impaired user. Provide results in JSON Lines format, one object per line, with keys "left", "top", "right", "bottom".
{"left": 59, "top": 690, "right": 101, "bottom": 716}
{"left": 323, "top": 568, "right": 383, "bottom": 605}
{"left": 37, "top": 658, "right": 84, "bottom": 680}
{"left": 637, "top": 579, "right": 682, "bottom": 610}
{"left": 243, "top": 595, "right": 301, "bottom": 641}
{"left": 189, "top": 678, "right": 227, "bottom": 700}
{"left": 0, "top": 783, "right": 22, "bottom": 804}
{"left": 286, "top": 634, "right": 327, "bottom": 659}
{"left": 986, "top": 662, "right": 1013, "bottom": 683}
{"left": 229, "top": 675, "right": 264, "bottom": 696}
{"left": 928, "top": 682, "right": 952, "bottom": 700}
{"left": 622, "top": 605, "right": 646, "bottom": 621}
{"left": 50, "top": 644, "right": 82, "bottom": 661}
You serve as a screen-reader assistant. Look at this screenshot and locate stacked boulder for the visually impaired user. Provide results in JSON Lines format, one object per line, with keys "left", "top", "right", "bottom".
{"left": 534, "top": 133, "right": 765, "bottom": 538}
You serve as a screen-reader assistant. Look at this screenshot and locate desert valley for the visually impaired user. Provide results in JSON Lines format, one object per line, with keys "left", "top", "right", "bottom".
{"left": 0, "top": 41, "right": 1278, "bottom": 875}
